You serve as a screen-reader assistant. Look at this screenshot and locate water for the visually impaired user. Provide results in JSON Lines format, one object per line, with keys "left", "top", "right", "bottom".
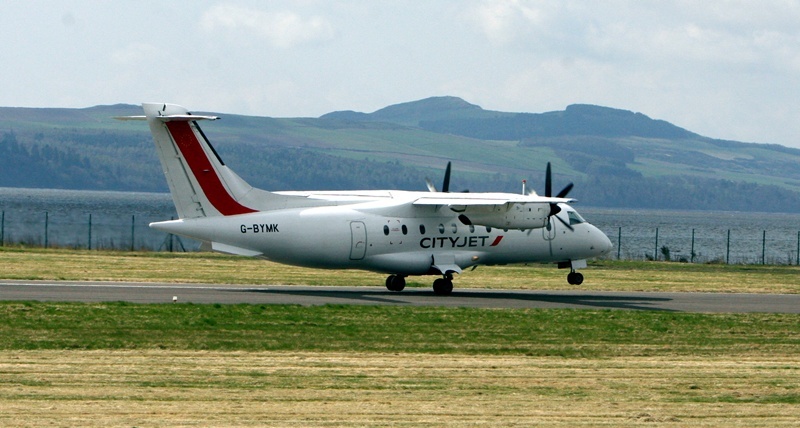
{"left": 585, "top": 208, "right": 800, "bottom": 264}
{"left": 2, "top": 187, "right": 800, "bottom": 263}
{"left": 0, "top": 188, "right": 188, "bottom": 251}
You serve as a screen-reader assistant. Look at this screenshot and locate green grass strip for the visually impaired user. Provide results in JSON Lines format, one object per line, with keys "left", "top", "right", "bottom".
{"left": 1, "top": 302, "right": 798, "bottom": 357}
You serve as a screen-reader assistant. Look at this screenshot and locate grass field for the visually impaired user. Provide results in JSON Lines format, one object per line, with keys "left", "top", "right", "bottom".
{"left": 3, "top": 246, "right": 800, "bottom": 293}
{"left": 2, "top": 247, "right": 800, "bottom": 426}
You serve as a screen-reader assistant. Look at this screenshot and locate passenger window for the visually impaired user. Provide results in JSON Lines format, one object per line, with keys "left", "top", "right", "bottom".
{"left": 438, "top": 224, "right": 445, "bottom": 234}
{"left": 486, "top": 226, "right": 492, "bottom": 233}
{"left": 420, "top": 224, "right": 426, "bottom": 234}
{"left": 402, "top": 225, "right": 408, "bottom": 235}
{"left": 451, "top": 223, "right": 458, "bottom": 233}
{"left": 383, "top": 225, "right": 390, "bottom": 236}
{"left": 469, "top": 225, "right": 475, "bottom": 233}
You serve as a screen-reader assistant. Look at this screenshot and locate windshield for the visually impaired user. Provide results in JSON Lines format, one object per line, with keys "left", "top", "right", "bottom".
{"left": 568, "top": 210, "right": 586, "bottom": 226}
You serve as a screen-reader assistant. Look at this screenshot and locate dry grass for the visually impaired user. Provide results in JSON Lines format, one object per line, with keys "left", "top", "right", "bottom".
{"left": 2, "top": 247, "right": 800, "bottom": 293}
{"left": 3, "top": 248, "right": 800, "bottom": 426}
{"left": 1, "top": 350, "right": 798, "bottom": 427}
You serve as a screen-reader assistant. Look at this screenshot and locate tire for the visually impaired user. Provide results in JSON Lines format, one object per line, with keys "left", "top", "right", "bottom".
{"left": 432, "top": 278, "right": 453, "bottom": 296}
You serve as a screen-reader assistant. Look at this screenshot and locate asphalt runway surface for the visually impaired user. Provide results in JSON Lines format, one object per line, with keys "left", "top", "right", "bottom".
{"left": 1, "top": 279, "right": 799, "bottom": 313}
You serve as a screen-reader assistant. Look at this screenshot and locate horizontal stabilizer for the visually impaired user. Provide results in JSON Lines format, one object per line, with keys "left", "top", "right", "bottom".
{"left": 114, "top": 114, "right": 218, "bottom": 122}
{"left": 154, "top": 114, "right": 220, "bottom": 122}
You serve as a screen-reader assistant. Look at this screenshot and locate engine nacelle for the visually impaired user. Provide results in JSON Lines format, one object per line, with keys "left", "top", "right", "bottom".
{"left": 458, "top": 203, "right": 550, "bottom": 230}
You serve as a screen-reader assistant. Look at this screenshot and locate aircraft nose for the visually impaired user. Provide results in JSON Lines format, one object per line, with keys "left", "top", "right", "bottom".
{"left": 590, "top": 225, "right": 613, "bottom": 256}
{"left": 599, "top": 231, "right": 613, "bottom": 255}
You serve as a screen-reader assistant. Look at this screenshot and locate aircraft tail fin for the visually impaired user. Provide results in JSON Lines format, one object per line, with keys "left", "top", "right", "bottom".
{"left": 140, "top": 103, "right": 259, "bottom": 219}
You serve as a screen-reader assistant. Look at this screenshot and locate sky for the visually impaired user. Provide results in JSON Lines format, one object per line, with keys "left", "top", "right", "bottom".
{"left": 2, "top": 1, "right": 800, "bottom": 147}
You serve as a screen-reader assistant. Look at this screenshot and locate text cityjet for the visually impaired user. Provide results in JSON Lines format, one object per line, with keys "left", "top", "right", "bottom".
{"left": 419, "top": 235, "right": 503, "bottom": 249}
{"left": 240, "top": 224, "right": 280, "bottom": 233}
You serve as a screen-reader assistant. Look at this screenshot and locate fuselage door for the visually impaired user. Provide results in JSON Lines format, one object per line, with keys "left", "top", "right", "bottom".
{"left": 349, "top": 221, "right": 367, "bottom": 260}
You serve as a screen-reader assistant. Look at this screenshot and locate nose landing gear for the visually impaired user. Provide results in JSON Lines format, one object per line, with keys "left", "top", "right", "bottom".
{"left": 567, "top": 270, "right": 584, "bottom": 285}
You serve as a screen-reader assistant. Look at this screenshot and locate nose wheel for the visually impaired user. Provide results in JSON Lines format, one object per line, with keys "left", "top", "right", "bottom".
{"left": 567, "top": 271, "right": 584, "bottom": 285}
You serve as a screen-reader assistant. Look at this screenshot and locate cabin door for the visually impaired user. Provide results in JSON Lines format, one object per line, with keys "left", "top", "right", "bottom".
{"left": 349, "top": 221, "right": 367, "bottom": 260}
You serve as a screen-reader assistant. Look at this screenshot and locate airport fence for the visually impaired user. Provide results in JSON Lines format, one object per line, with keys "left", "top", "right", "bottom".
{"left": 0, "top": 210, "right": 192, "bottom": 252}
{"left": 1, "top": 210, "right": 800, "bottom": 265}
{"left": 605, "top": 226, "right": 800, "bottom": 265}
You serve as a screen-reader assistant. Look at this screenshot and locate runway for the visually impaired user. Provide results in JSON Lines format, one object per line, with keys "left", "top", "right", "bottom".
{"left": 1, "top": 279, "right": 799, "bottom": 313}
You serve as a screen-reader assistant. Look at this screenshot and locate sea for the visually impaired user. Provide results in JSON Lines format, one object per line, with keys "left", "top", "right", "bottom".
{"left": 2, "top": 187, "right": 800, "bottom": 265}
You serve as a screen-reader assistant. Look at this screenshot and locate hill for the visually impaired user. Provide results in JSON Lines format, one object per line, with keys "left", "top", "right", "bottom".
{"left": 2, "top": 98, "right": 800, "bottom": 212}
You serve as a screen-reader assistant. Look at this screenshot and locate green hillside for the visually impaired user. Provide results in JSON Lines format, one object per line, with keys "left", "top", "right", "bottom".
{"left": 1, "top": 98, "right": 800, "bottom": 212}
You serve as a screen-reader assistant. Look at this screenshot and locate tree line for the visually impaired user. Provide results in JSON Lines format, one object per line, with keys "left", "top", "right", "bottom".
{"left": 3, "top": 128, "right": 800, "bottom": 212}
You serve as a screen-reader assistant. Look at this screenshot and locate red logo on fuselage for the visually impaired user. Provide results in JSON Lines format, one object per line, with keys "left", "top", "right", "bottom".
{"left": 419, "top": 235, "right": 504, "bottom": 249}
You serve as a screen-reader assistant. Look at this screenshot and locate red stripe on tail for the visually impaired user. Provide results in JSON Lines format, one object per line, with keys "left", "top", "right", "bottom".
{"left": 166, "top": 121, "right": 256, "bottom": 216}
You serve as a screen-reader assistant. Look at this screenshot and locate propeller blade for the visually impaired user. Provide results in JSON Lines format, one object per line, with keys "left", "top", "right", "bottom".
{"left": 556, "top": 214, "right": 574, "bottom": 231}
{"left": 425, "top": 178, "right": 438, "bottom": 193}
{"left": 545, "top": 162, "right": 552, "bottom": 197}
{"left": 442, "top": 161, "right": 451, "bottom": 193}
{"left": 556, "top": 182, "right": 574, "bottom": 199}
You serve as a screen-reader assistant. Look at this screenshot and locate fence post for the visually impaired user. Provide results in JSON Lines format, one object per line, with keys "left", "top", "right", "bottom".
{"left": 617, "top": 226, "right": 621, "bottom": 260}
{"left": 691, "top": 228, "right": 695, "bottom": 263}
{"left": 88, "top": 213, "right": 92, "bottom": 250}
{"left": 130, "top": 215, "right": 135, "bottom": 252}
{"left": 762, "top": 230, "right": 766, "bottom": 265}
{"left": 169, "top": 216, "right": 174, "bottom": 252}
{"left": 797, "top": 231, "right": 799, "bottom": 266}
{"left": 726, "top": 229, "right": 731, "bottom": 264}
{"left": 654, "top": 227, "right": 659, "bottom": 261}
{"left": 44, "top": 211, "right": 49, "bottom": 249}
{"left": 1, "top": 210, "right": 4, "bottom": 246}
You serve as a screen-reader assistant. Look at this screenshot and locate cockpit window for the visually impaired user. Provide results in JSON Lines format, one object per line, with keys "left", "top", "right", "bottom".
{"left": 568, "top": 211, "right": 585, "bottom": 225}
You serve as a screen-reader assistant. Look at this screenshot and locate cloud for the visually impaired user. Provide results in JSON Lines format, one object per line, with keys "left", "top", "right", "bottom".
{"left": 466, "top": 0, "right": 547, "bottom": 45}
{"left": 111, "top": 42, "right": 164, "bottom": 65}
{"left": 200, "top": 4, "right": 335, "bottom": 49}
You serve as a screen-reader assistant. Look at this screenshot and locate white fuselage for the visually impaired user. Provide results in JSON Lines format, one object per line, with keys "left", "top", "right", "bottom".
{"left": 152, "top": 193, "right": 612, "bottom": 276}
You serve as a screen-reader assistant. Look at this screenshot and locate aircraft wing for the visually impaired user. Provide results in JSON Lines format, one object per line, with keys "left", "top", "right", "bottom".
{"left": 411, "top": 192, "right": 576, "bottom": 229}
{"left": 412, "top": 192, "right": 575, "bottom": 207}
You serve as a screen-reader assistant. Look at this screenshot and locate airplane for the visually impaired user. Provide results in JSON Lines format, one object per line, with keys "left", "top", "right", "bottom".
{"left": 118, "top": 103, "right": 613, "bottom": 295}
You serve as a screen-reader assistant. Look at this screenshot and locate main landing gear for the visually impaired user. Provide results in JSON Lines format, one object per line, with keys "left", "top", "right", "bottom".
{"left": 385, "top": 274, "right": 454, "bottom": 296}
{"left": 433, "top": 274, "right": 454, "bottom": 296}
{"left": 385, "top": 274, "right": 406, "bottom": 292}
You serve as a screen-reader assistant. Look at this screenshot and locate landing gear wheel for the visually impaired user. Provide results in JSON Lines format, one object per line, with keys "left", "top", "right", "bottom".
{"left": 385, "top": 275, "right": 406, "bottom": 292}
{"left": 567, "top": 271, "right": 584, "bottom": 285}
{"left": 432, "top": 278, "right": 454, "bottom": 296}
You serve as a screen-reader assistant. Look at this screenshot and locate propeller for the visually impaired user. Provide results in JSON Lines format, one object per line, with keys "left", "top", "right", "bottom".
{"left": 442, "top": 161, "right": 451, "bottom": 193}
{"left": 425, "top": 161, "right": 451, "bottom": 193}
{"left": 542, "top": 162, "right": 574, "bottom": 231}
